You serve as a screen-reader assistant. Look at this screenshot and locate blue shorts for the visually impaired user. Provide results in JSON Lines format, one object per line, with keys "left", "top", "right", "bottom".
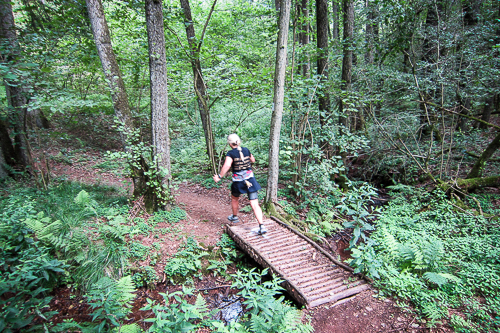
{"left": 231, "top": 177, "right": 261, "bottom": 200}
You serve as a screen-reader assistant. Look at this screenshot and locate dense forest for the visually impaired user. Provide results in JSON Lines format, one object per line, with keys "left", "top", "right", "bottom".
{"left": 1, "top": 0, "right": 499, "bottom": 331}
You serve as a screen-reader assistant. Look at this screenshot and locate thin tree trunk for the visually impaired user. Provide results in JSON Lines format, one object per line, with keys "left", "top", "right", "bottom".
{"left": 180, "top": 0, "right": 217, "bottom": 174}
{"left": 266, "top": 0, "right": 291, "bottom": 205}
{"left": 478, "top": 96, "right": 494, "bottom": 129}
{"left": 339, "top": 0, "right": 353, "bottom": 128}
{"left": 0, "top": 144, "right": 8, "bottom": 180}
{"left": 298, "top": 0, "right": 310, "bottom": 78}
{"left": 365, "top": 0, "right": 374, "bottom": 64}
{"left": 146, "top": 0, "right": 171, "bottom": 212}
{"left": 1, "top": 0, "right": 30, "bottom": 170}
{"left": 85, "top": 0, "right": 134, "bottom": 134}
{"left": 332, "top": 0, "right": 339, "bottom": 41}
{"left": 317, "top": 0, "right": 330, "bottom": 130}
{"left": 466, "top": 130, "right": 500, "bottom": 179}
{"left": 0, "top": 119, "right": 15, "bottom": 172}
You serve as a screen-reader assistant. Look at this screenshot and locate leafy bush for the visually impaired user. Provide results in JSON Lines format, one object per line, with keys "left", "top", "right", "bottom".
{"left": 131, "top": 266, "right": 158, "bottom": 289}
{"left": 231, "top": 268, "right": 313, "bottom": 333}
{"left": 164, "top": 237, "right": 208, "bottom": 283}
{"left": 0, "top": 193, "right": 67, "bottom": 332}
{"left": 53, "top": 276, "right": 139, "bottom": 333}
{"left": 350, "top": 186, "right": 500, "bottom": 330}
{"left": 142, "top": 285, "right": 214, "bottom": 332}
{"left": 150, "top": 207, "right": 187, "bottom": 225}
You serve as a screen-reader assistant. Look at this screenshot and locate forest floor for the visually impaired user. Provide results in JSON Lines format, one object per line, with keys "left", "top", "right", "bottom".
{"left": 39, "top": 145, "right": 453, "bottom": 333}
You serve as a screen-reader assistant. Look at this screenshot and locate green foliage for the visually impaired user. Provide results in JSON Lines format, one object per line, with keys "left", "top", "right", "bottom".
{"left": 231, "top": 268, "right": 313, "bottom": 333}
{"left": 53, "top": 276, "right": 138, "bottom": 333}
{"left": 191, "top": 174, "right": 222, "bottom": 189}
{"left": 141, "top": 285, "right": 215, "bottom": 332}
{"left": 336, "top": 181, "right": 380, "bottom": 247}
{"left": 0, "top": 193, "right": 67, "bottom": 332}
{"left": 150, "top": 207, "right": 187, "bottom": 225}
{"left": 164, "top": 237, "right": 208, "bottom": 283}
{"left": 352, "top": 187, "right": 500, "bottom": 329}
{"left": 127, "top": 242, "right": 151, "bottom": 260}
{"left": 131, "top": 266, "right": 158, "bottom": 289}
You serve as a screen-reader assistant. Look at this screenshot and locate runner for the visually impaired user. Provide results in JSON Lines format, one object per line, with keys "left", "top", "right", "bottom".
{"left": 213, "top": 134, "right": 266, "bottom": 235}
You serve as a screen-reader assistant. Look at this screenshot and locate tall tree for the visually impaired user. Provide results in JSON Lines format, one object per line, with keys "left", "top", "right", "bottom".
{"left": 332, "top": 0, "right": 340, "bottom": 41}
{"left": 86, "top": 0, "right": 151, "bottom": 201}
{"left": 317, "top": 0, "right": 330, "bottom": 130}
{"left": 457, "top": 0, "right": 479, "bottom": 131}
{"left": 179, "top": 0, "right": 217, "bottom": 174}
{"left": 145, "top": 0, "right": 171, "bottom": 212}
{"left": 364, "top": 0, "right": 375, "bottom": 64}
{"left": 0, "top": 119, "right": 15, "bottom": 178}
{"left": 298, "top": 0, "right": 310, "bottom": 78}
{"left": 85, "top": 0, "right": 134, "bottom": 133}
{"left": 0, "top": 0, "right": 31, "bottom": 170}
{"left": 339, "top": 0, "right": 354, "bottom": 128}
{"left": 266, "top": 0, "right": 291, "bottom": 207}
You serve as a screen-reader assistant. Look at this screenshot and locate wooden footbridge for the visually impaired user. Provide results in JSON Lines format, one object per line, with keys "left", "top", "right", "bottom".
{"left": 226, "top": 217, "right": 370, "bottom": 308}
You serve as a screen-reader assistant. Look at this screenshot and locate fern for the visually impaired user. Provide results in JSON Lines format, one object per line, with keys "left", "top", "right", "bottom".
{"left": 421, "top": 302, "right": 445, "bottom": 321}
{"left": 381, "top": 228, "right": 399, "bottom": 260}
{"left": 111, "top": 324, "right": 142, "bottom": 333}
{"left": 423, "top": 272, "right": 461, "bottom": 287}
{"left": 115, "top": 276, "right": 137, "bottom": 306}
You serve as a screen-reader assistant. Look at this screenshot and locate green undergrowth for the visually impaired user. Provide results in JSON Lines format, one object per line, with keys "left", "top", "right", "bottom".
{"left": 0, "top": 179, "right": 312, "bottom": 331}
{"left": 349, "top": 186, "right": 500, "bottom": 331}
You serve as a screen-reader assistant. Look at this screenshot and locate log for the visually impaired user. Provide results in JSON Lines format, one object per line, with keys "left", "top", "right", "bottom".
{"left": 456, "top": 175, "right": 500, "bottom": 191}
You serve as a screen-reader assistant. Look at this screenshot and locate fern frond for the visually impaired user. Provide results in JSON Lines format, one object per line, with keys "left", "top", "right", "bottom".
{"left": 111, "top": 323, "right": 142, "bottom": 333}
{"left": 423, "top": 272, "right": 461, "bottom": 287}
{"left": 381, "top": 228, "right": 400, "bottom": 261}
{"left": 115, "top": 276, "right": 136, "bottom": 306}
{"left": 74, "top": 190, "right": 90, "bottom": 205}
{"left": 193, "top": 293, "right": 209, "bottom": 319}
{"left": 422, "top": 272, "right": 448, "bottom": 287}
{"left": 421, "top": 302, "right": 444, "bottom": 321}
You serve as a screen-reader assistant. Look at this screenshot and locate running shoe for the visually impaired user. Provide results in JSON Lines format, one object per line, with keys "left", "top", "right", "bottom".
{"left": 257, "top": 224, "right": 267, "bottom": 235}
{"left": 227, "top": 215, "right": 240, "bottom": 223}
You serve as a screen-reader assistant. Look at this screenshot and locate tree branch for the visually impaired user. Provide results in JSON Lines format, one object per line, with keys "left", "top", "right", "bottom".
{"left": 197, "top": 0, "right": 218, "bottom": 53}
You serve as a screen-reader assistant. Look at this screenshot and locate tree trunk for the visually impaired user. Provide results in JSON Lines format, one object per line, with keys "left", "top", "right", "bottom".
{"left": 456, "top": 0, "right": 480, "bottom": 132}
{"left": 27, "top": 107, "right": 50, "bottom": 129}
{"left": 332, "top": 0, "right": 339, "bottom": 41}
{"left": 298, "top": 0, "right": 310, "bottom": 78}
{"left": 364, "top": 0, "right": 374, "bottom": 64}
{"left": 339, "top": 0, "right": 353, "bottom": 128}
{"left": 456, "top": 176, "right": 500, "bottom": 192}
{"left": 1, "top": 0, "right": 30, "bottom": 170}
{"left": 0, "top": 119, "right": 16, "bottom": 168}
{"left": 317, "top": 0, "right": 330, "bottom": 130}
{"left": 478, "top": 96, "right": 495, "bottom": 129}
{"left": 86, "top": 0, "right": 147, "bottom": 198}
{"left": 85, "top": 0, "right": 134, "bottom": 134}
{"left": 266, "top": 0, "right": 291, "bottom": 205}
{"left": 0, "top": 144, "right": 9, "bottom": 180}
{"left": 180, "top": 0, "right": 217, "bottom": 174}
{"left": 146, "top": 0, "right": 171, "bottom": 212}
{"left": 419, "top": 0, "right": 443, "bottom": 134}
{"left": 466, "top": 130, "right": 500, "bottom": 179}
